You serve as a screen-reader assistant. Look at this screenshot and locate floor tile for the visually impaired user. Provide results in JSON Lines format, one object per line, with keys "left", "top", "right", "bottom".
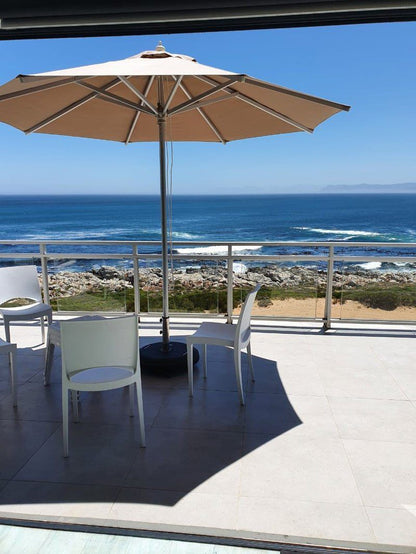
{"left": 191, "top": 359, "right": 249, "bottom": 394}
{"left": 241, "top": 434, "right": 362, "bottom": 505}
{"left": 366, "top": 507, "right": 416, "bottom": 547}
{"left": 245, "top": 393, "right": 338, "bottom": 438}
{"left": 111, "top": 487, "right": 239, "bottom": 530}
{"left": 0, "top": 382, "right": 62, "bottom": 422}
{"left": 386, "top": 365, "right": 416, "bottom": 401}
{"left": 343, "top": 439, "right": 416, "bottom": 508}
{"left": 328, "top": 397, "right": 416, "bottom": 442}
{"left": 153, "top": 388, "right": 246, "bottom": 433}
{"left": 0, "top": 420, "right": 59, "bottom": 480}
{"left": 317, "top": 364, "right": 406, "bottom": 400}
{"left": 0, "top": 480, "right": 118, "bottom": 519}
{"left": 124, "top": 427, "right": 243, "bottom": 495}
{"left": 267, "top": 359, "right": 325, "bottom": 397}
{"left": 237, "top": 496, "right": 376, "bottom": 544}
{"left": 14, "top": 423, "right": 143, "bottom": 487}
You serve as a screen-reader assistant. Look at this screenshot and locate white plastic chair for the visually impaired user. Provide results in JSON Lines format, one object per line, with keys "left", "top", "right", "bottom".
{"left": 0, "top": 265, "right": 52, "bottom": 344}
{"left": 60, "top": 315, "right": 145, "bottom": 457}
{"left": 186, "top": 284, "right": 261, "bottom": 405}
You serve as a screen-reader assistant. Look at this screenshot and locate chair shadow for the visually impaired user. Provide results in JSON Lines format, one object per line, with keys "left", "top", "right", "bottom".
{"left": 0, "top": 335, "right": 302, "bottom": 512}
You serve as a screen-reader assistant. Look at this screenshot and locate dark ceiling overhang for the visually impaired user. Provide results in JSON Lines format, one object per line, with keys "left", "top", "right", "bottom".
{"left": 0, "top": 1, "right": 415, "bottom": 40}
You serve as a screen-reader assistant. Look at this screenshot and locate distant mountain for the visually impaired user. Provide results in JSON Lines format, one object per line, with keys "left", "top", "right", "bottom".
{"left": 322, "top": 183, "right": 416, "bottom": 194}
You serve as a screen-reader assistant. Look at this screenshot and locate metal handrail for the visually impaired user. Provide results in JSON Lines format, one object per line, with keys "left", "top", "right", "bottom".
{"left": 0, "top": 239, "right": 415, "bottom": 328}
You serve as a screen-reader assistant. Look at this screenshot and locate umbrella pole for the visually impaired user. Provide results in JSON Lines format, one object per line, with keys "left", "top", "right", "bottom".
{"left": 158, "top": 114, "right": 170, "bottom": 351}
{"left": 140, "top": 85, "right": 200, "bottom": 373}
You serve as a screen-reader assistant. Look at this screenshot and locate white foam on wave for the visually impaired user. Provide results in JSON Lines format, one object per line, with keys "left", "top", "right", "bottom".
{"left": 136, "top": 228, "right": 201, "bottom": 239}
{"left": 293, "top": 226, "right": 382, "bottom": 237}
{"left": 24, "top": 228, "right": 201, "bottom": 241}
{"left": 232, "top": 262, "right": 248, "bottom": 274}
{"left": 171, "top": 231, "right": 201, "bottom": 239}
{"left": 176, "top": 245, "right": 263, "bottom": 255}
{"left": 357, "top": 262, "right": 382, "bottom": 270}
{"left": 24, "top": 229, "right": 122, "bottom": 240}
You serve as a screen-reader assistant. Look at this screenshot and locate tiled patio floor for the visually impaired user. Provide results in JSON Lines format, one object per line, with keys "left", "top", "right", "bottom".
{"left": 0, "top": 317, "right": 415, "bottom": 552}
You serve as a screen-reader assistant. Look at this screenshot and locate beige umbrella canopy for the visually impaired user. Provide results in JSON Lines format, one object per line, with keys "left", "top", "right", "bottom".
{"left": 0, "top": 42, "right": 349, "bottom": 366}
{"left": 0, "top": 42, "right": 348, "bottom": 143}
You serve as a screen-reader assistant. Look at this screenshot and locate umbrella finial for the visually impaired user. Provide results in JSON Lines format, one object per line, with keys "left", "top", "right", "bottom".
{"left": 156, "top": 41, "right": 166, "bottom": 53}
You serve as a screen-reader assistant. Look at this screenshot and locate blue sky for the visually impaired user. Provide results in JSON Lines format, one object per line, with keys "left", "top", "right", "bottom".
{"left": 0, "top": 22, "right": 415, "bottom": 194}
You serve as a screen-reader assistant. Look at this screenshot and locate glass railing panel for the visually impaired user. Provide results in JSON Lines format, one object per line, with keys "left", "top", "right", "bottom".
{"left": 335, "top": 260, "right": 416, "bottom": 321}
{"left": 51, "top": 260, "right": 129, "bottom": 312}
{"left": 232, "top": 262, "right": 324, "bottom": 319}
{"left": 139, "top": 262, "right": 162, "bottom": 314}
{"left": 139, "top": 259, "right": 227, "bottom": 315}
{"left": 170, "top": 260, "right": 227, "bottom": 315}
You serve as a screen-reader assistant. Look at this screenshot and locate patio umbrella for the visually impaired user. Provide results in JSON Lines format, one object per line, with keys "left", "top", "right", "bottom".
{"left": 0, "top": 42, "right": 349, "bottom": 369}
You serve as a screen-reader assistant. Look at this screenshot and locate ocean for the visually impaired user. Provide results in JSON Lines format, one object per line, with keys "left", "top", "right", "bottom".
{"left": 0, "top": 194, "right": 415, "bottom": 272}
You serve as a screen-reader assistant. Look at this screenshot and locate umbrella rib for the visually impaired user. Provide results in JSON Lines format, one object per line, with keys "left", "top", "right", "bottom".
{"left": 0, "top": 77, "right": 78, "bottom": 103}
{"left": 177, "top": 79, "right": 226, "bottom": 144}
{"left": 125, "top": 75, "right": 155, "bottom": 145}
{"left": 162, "top": 76, "right": 183, "bottom": 115}
{"left": 24, "top": 77, "right": 122, "bottom": 135}
{"left": 195, "top": 75, "right": 313, "bottom": 133}
{"left": 77, "top": 81, "right": 153, "bottom": 115}
{"left": 118, "top": 76, "right": 158, "bottom": 115}
{"left": 168, "top": 76, "right": 244, "bottom": 116}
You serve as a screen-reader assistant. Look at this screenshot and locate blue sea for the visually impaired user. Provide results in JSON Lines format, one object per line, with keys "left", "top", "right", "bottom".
{"left": 0, "top": 194, "right": 415, "bottom": 272}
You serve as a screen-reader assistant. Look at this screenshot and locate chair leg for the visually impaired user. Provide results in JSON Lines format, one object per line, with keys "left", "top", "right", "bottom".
{"left": 41, "top": 317, "right": 46, "bottom": 344}
{"left": 44, "top": 341, "right": 55, "bottom": 386}
{"left": 247, "top": 341, "right": 255, "bottom": 382}
{"left": 4, "top": 319, "right": 11, "bottom": 344}
{"left": 71, "top": 390, "right": 79, "bottom": 422}
{"left": 135, "top": 380, "right": 146, "bottom": 447}
{"left": 202, "top": 343, "right": 207, "bottom": 378}
{"left": 63, "top": 387, "right": 69, "bottom": 457}
{"left": 129, "top": 383, "right": 134, "bottom": 417}
{"left": 234, "top": 348, "right": 245, "bottom": 406}
{"left": 9, "top": 351, "right": 17, "bottom": 407}
{"left": 187, "top": 341, "right": 194, "bottom": 397}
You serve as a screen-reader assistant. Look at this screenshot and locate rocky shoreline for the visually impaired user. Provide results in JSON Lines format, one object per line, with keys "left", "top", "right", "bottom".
{"left": 41, "top": 265, "right": 416, "bottom": 299}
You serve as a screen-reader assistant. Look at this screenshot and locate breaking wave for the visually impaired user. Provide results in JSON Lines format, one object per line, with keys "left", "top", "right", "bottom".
{"left": 175, "top": 245, "right": 263, "bottom": 255}
{"left": 293, "top": 227, "right": 382, "bottom": 237}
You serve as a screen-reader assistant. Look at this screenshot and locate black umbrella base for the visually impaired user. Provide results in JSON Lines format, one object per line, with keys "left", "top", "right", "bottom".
{"left": 140, "top": 341, "right": 199, "bottom": 376}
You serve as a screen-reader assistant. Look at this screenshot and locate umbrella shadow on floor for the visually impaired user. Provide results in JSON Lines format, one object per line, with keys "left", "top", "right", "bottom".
{"left": 0, "top": 338, "right": 302, "bottom": 511}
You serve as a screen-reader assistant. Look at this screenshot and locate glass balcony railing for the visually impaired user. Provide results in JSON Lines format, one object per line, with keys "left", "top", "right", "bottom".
{"left": 0, "top": 239, "right": 415, "bottom": 327}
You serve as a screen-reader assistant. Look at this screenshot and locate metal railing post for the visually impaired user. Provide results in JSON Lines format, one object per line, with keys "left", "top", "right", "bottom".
{"left": 323, "top": 245, "right": 334, "bottom": 331}
{"left": 226, "top": 245, "right": 233, "bottom": 324}
{"left": 40, "top": 243, "right": 50, "bottom": 305}
{"left": 133, "top": 244, "right": 140, "bottom": 316}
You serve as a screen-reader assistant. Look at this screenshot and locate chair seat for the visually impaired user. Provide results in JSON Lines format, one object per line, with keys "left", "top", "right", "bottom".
{"left": 70, "top": 366, "right": 133, "bottom": 385}
{"left": 1, "top": 302, "right": 52, "bottom": 320}
{"left": 187, "top": 321, "right": 236, "bottom": 346}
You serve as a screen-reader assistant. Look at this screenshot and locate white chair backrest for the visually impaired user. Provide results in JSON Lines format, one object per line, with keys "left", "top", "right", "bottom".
{"left": 235, "top": 284, "right": 261, "bottom": 347}
{"left": 61, "top": 315, "right": 139, "bottom": 377}
{"left": 0, "top": 265, "right": 42, "bottom": 305}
